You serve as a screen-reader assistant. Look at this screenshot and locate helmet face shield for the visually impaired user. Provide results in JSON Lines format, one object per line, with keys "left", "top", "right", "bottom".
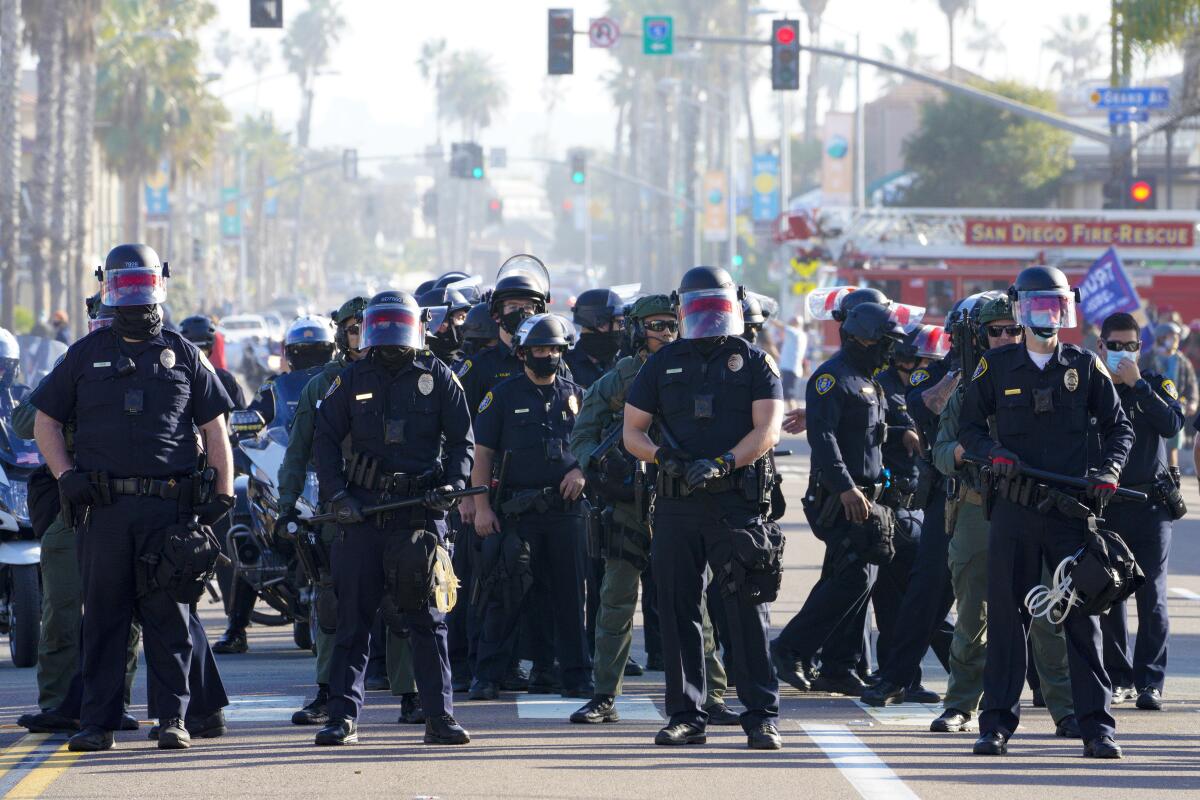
{"left": 496, "top": 254, "right": 550, "bottom": 299}
{"left": 806, "top": 287, "right": 855, "bottom": 321}
{"left": 910, "top": 324, "right": 951, "bottom": 359}
{"left": 888, "top": 303, "right": 927, "bottom": 332}
{"left": 678, "top": 287, "right": 744, "bottom": 340}
{"left": 1016, "top": 290, "right": 1077, "bottom": 331}
{"left": 362, "top": 303, "right": 424, "bottom": 348}
{"left": 422, "top": 306, "right": 450, "bottom": 333}
{"left": 88, "top": 316, "right": 114, "bottom": 333}
{"left": 102, "top": 267, "right": 166, "bottom": 307}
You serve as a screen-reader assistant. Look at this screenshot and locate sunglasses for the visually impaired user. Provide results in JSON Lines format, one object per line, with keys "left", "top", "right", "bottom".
{"left": 1103, "top": 340, "right": 1141, "bottom": 352}
{"left": 985, "top": 325, "right": 1023, "bottom": 338}
{"left": 343, "top": 324, "right": 361, "bottom": 336}
{"left": 643, "top": 320, "right": 678, "bottom": 333}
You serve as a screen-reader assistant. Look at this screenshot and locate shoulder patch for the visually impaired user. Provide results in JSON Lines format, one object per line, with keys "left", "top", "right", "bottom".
{"left": 971, "top": 356, "right": 988, "bottom": 381}
{"left": 764, "top": 353, "right": 780, "bottom": 378}
{"left": 910, "top": 368, "right": 930, "bottom": 387}
{"left": 457, "top": 359, "right": 472, "bottom": 377}
{"left": 1093, "top": 353, "right": 1111, "bottom": 379}
{"left": 814, "top": 373, "right": 836, "bottom": 395}
{"left": 1162, "top": 378, "right": 1179, "bottom": 400}
{"left": 197, "top": 350, "right": 216, "bottom": 375}
{"left": 323, "top": 375, "right": 342, "bottom": 401}
{"left": 478, "top": 391, "right": 494, "bottom": 414}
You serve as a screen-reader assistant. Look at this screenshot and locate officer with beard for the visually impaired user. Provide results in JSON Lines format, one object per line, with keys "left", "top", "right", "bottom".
{"left": 32, "top": 243, "right": 236, "bottom": 751}
{"left": 419, "top": 287, "right": 472, "bottom": 365}
{"left": 566, "top": 289, "right": 625, "bottom": 389}
{"left": 312, "top": 291, "right": 472, "bottom": 747}
{"left": 468, "top": 314, "right": 592, "bottom": 700}
{"left": 624, "top": 266, "right": 785, "bottom": 750}
{"left": 771, "top": 302, "right": 907, "bottom": 699}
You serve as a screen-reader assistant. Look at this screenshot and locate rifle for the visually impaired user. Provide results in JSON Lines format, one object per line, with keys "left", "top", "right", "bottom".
{"left": 963, "top": 455, "right": 1148, "bottom": 503}
{"left": 303, "top": 486, "right": 489, "bottom": 526}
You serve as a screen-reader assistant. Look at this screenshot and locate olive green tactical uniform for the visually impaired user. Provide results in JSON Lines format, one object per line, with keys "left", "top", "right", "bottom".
{"left": 14, "top": 400, "right": 139, "bottom": 710}
{"left": 569, "top": 354, "right": 727, "bottom": 704}
{"left": 933, "top": 389, "right": 1074, "bottom": 721}
{"left": 278, "top": 356, "right": 414, "bottom": 695}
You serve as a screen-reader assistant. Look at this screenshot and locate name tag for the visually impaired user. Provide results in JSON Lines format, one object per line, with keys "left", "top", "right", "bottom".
{"left": 666, "top": 367, "right": 683, "bottom": 374}
{"left": 514, "top": 408, "right": 529, "bottom": 414}
{"left": 92, "top": 361, "right": 111, "bottom": 368}
{"left": 355, "top": 393, "right": 373, "bottom": 401}
{"left": 1004, "top": 388, "right": 1021, "bottom": 396}
{"left": 861, "top": 385, "right": 874, "bottom": 394}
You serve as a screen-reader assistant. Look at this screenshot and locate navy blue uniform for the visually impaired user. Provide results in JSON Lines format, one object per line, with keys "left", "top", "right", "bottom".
{"left": 959, "top": 342, "right": 1133, "bottom": 743}
{"left": 471, "top": 372, "right": 591, "bottom": 690}
{"left": 774, "top": 351, "right": 887, "bottom": 675}
{"left": 564, "top": 348, "right": 607, "bottom": 390}
{"left": 626, "top": 336, "right": 781, "bottom": 730}
{"left": 31, "top": 327, "right": 233, "bottom": 731}
{"left": 457, "top": 342, "right": 572, "bottom": 418}
{"left": 313, "top": 350, "right": 472, "bottom": 722}
{"left": 1100, "top": 372, "right": 1182, "bottom": 693}
{"left": 215, "top": 367, "right": 245, "bottom": 411}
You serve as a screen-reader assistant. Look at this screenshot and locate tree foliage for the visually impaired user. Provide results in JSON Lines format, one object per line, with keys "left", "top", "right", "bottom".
{"left": 899, "top": 81, "right": 1073, "bottom": 208}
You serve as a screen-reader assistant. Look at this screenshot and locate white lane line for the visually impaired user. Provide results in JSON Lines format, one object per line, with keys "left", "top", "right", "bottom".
{"left": 1169, "top": 587, "right": 1200, "bottom": 601}
{"left": 223, "top": 695, "right": 306, "bottom": 722}
{"left": 516, "top": 694, "right": 664, "bottom": 721}
{"left": 851, "top": 700, "right": 968, "bottom": 729}
{"left": 801, "top": 723, "right": 920, "bottom": 800}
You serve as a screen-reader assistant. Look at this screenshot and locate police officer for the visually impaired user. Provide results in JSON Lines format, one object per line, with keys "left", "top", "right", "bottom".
{"left": 568, "top": 295, "right": 736, "bottom": 725}
{"left": 624, "top": 266, "right": 785, "bottom": 750}
{"left": 459, "top": 302, "right": 499, "bottom": 360}
{"left": 418, "top": 287, "right": 472, "bottom": 365}
{"left": 927, "top": 294, "right": 1077, "bottom": 736}
{"left": 959, "top": 266, "right": 1133, "bottom": 758}
{"left": 741, "top": 295, "right": 766, "bottom": 346}
{"left": 567, "top": 288, "right": 625, "bottom": 389}
{"left": 468, "top": 314, "right": 591, "bottom": 700}
{"left": 248, "top": 314, "right": 336, "bottom": 431}
{"left": 1095, "top": 312, "right": 1183, "bottom": 712}
{"left": 312, "top": 291, "right": 472, "bottom": 746}
{"left": 31, "top": 243, "right": 236, "bottom": 751}
{"left": 179, "top": 315, "right": 245, "bottom": 411}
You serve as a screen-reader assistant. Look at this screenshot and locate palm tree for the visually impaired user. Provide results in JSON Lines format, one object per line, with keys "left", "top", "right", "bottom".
{"left": 1043, "top": 14, "right": 1103, "bottom": 87}
{"left": 936, "top": 0, "right": 974, "bottom": 71}
{"left": 819, "top": 40, "right": 848, "bottom": 109}
{"left": 49, "top": 9, "right": 73, "bottom": 315}
{"left": 0, "top": 0, "right": 23, "bottom": 328}
{"left": 438, "top": 50, "right": 509, "bottom": 141}
{"left": 966, "top": 17, "right": 1005, "bottom": 73}
{"left": 416, "top": 38, "right": 447, "bottom": 144}
{"left": 28, "top": 0, "right": 63, "bottom": 322}
{"left": 878, "top": 30, "right": 934, "bottom": 91}
{"left": 800, "top": 0, "right": 830, "bottom": 142}
{"left": 281, "top": 0, "right": 344, "bottom": 149}
{"left": 69, "top": 0, "right": 99, "bottom": 333}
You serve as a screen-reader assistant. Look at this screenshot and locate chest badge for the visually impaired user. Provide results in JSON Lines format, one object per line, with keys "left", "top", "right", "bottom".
{"left": 814, "top": 373, "right": 836, "bottom": 395}
{"left": 418, "top": 373, "right": 434, "bottom": 396}
{"left": 727, "top": 354, "right": 744, "bottom": 373}
{"left": 1064, "top": 368, "right": 1079, "bottom": 392}
{"left": 160, "top": 349, "right": 176, "bottom": 369}
{"left": 567, "top": 394, "right": 579, "bottom": 414}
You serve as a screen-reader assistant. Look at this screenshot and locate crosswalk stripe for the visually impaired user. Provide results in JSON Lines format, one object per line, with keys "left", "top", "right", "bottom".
{"left": 801, "top": 723, "right": 920, "bottom": 800}
{"left": 1169, "top": 587, "right": 1200, "bottom": 601}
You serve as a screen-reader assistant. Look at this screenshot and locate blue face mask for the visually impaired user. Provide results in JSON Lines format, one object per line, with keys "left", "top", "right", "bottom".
{"left": 1106, "top": 350, "right": 1134, "bottom": 373}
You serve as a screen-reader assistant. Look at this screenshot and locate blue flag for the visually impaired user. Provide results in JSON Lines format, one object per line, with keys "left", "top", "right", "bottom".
{"left": 1079, "top": 247, "right": 1140, "bottom": 325}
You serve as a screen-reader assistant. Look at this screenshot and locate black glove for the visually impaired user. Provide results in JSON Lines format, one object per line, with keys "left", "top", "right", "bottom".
{"left": 330, "top": 490, "right": 365, "bottom": 525}
{"left": 1086, "top": 467, "right": 1120, "bottom": 502}
{"left": 654, "top": 446, "right": 691, "bottom": 479}
{"left": 195, "top": 494, "right": 235, "bottom": 526}
{"left": 684, "top": 453, "right": 734, "bottom": 490}
{"left": 58, "top": 469, "right": 99, "bottom": 506}
{"left": 988, "top": 445, "right": 1020, "bottom": 479}
{"left": 424, "top": 484, "right": 457, "bottom": 512}
{"left": 599, "top": 448, "right": 632, "bottom": 480}
{"left": 276, "top": 507, "right": 302, "bottom": 541}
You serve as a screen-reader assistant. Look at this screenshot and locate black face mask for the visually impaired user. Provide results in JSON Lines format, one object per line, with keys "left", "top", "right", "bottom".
{"left": 525, "top": 353, "right": 561, "bottom": 378}
{"left": 843, "top": 337, "right": 891, "bottom": 373}
{"left": 428, "top": 324, "right": 463, "bottom": 360}
{"left": 742, "top": 327, "right": 760, "bottom": 345}
{"left": 500, "top": 308, "right": 533, "bottom": 336}
{"left": 372, "top": 346, "right": 414, "bottom": 373}
{"left": 578, "top": 331, "right": 621, "bottom": 364}
{"left": 113, "top": 305, "right": 163, "bottom": 341}
{"left": 693, "top": 336, "right": 726, "bottom": 357}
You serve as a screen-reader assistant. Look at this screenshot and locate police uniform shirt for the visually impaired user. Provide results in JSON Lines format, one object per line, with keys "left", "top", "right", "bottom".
{"left": 959, "top": 342, "right": 1133, "bottom": 477}
{"left": 804, "top": 351, "right": 886, "bottom": 494}
{"left": 625, "top": 336, "right": 782, "bottom": 461}
{"left": 564, "top": 348, "right": 606, "bottom": 390}
{"left": 457, "top": 341, "right": 573, "bottom": 418}
{"left": 312, "top": 351, "right": 473, "bottom": 501}
{"left": 1107, "top": 371, "right": 1183, "bottom": 486}
{"left": 905, "top": 358, "right": 952, "bottom": 444}
{"left": 215, "top": 367, "right": 246, "bottom": 410}
{"left": 31, "top": 327, "right": 234, "bottom": 478}
{"left": 876, "top": 366, "right": 919, "bottom": 485}
{"left": 248, "top": 374, "right": 280, "bottom": 426}
{"left": 472, "top": 373, "right": 582, "bottom": 491}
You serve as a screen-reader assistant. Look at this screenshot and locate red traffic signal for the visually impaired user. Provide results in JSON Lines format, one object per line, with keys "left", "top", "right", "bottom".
{"left": 1129, "top": 180, "right": 1153, "bottom": 204}
{"left": 775, "top": 25, "right": 795, "bottom": 45}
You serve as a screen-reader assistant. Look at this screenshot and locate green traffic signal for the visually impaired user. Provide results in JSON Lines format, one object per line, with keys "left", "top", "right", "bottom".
{"left": 571, "top": 171, "right": 585, "bottom": 185}
{"left": 472, "top": 167, "right": 484, "bottom": 179}
{"left": 731, "top": 254, "right": 744, "bottom": 268}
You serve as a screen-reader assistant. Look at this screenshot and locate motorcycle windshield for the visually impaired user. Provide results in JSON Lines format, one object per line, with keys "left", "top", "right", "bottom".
{"left": 238, "top": 427, "right": 289, "bottom": 491}
{"left": 17, "top": 336, "right": 67, "bottom": 387}
{"left": 0, "top": 418, "right": 42, "bottom": 469}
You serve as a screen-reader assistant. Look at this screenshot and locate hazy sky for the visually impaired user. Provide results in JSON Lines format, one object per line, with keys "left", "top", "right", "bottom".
{"left": 203, "top": 0, "right": 1181, "bottom": 164}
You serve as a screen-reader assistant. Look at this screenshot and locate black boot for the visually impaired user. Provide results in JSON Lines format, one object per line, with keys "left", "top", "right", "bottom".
{"left": 397, "top": 693, "right": 425, "bottom": 725}
{"left": 570, "top": 696, "right": 619, "bottom": 724}
{"left": 747, "top": 722, "right": 783, "bottom": 750}
{"left": 703, "top": 702, "right": 741, "bottom": 726}
{"left": 623, "top": 657, "right": 644, "bottom": 677}
{"left": 292, "top": 685, "right": 331, "bottom": 726}
{"left": 157, "top": 717, "right": 191, "bottom": 750}
{"left": 18, "top": 710, "right": 80, "bottom": 734}
{"left": 860, "top": 680, "right": 907, "bottom": 707}
{"left": 655, "top": 722, "right": 706, "bottom": 746}
{"left": 467, "top": 679, "right": 499, "bottom": 701}
{"left": 500, "top": 662, "right": 530, "bottom": 691}
{"left": 315, "top": 717, "right": 358, "bottom": 745}
{"left": 424, "top": 714, "right": 470, "bottom": 745}
{"left": 212, "top": 629, "right": 248, "bottom": 655}
{"left": 67, "top": 726, "right": 114, "bottom": 752}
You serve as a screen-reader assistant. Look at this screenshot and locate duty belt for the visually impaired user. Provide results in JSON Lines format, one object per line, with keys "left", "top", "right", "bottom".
{"left": 349, "top": 471, "right": 432, "bottom": 495}
{"left": 499, "top": 488, "right": 578, "bottom": 515}
{"left": 657, "top": 470, "right": 742, "bottom": 500}
{"left": 109, "top": 476, "right": 193, "bottom": 501}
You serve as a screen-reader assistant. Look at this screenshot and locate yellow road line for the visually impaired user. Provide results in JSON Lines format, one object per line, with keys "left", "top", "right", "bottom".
{"left": 0, "top": 736, "right": 49, "bottom": 781}
{"left": 3, "top": 744, "right": 81, "bottom": 800}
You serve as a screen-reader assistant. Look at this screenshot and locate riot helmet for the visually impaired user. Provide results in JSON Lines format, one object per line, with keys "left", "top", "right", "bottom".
{"left": 418, "top": 287, "right": 471, "bottom": 361}
{"left": 415, "top": 279, "right": 437, "bottom": 297}
{"left": 832, "top": 286, "right": 887, "bottom": 322}
{"left": 895, "top": 324, "right": 951, "bottom": 363}
{"left": 674, "top": 266, "right": 744, "bottom": 340}
{"left": 462, "top": 302, "right": 499, "bottom": 355}
{"left": 284, "top": 314, "right": 337, "bottom": 370}
{"left": 332, "top": 296, "right": 368, "bottom": 354}
{"left": 514, "top": 313, "right": 572, "bottom": 378}
{"left": 491, "top": 254, "right": 550, "bottom": 336}
{"left": 0, "top": 328, "right": 18, "bottom": 387}
{"left": 179, "top": 315, "right": 217, "bottom": 350}
{"left": 361, "top": 291, "right": 426, "bottom": 350}
{"left": 841, "top": 301, "right": 905, "bottom": 373}
{"left": 572, "top": 289, "right": 624, "bottom": 330}
{"left": 435, "top": 272, "right": 483, "bottom": 303}
{"left": 1008, "top": 266, "right": 1079, "bottom": 336}
{"left": 97, "top": 243, "right": 168, "bottom": 307}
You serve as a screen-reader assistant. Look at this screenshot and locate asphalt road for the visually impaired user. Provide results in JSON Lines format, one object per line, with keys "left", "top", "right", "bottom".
{"left": 0, "top": 435, "right": 1196, "bottom": 798}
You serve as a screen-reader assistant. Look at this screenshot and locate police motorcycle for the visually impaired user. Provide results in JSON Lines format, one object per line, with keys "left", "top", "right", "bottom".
{"left": 0, "top": 331, "right": 45, "bottom": 667}
{"left": 226, "top": 316, "right": 337, "bottom": 650}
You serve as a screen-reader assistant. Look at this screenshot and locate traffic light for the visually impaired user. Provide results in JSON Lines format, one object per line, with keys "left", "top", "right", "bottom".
{"left": 422, "top": 189, "right": 437, "bottom": 226}
{"left": 1102, "top": 179, "right": 1123, "bottom": 210}
{"left": 771, "top": 20, "right": 800, "bottom": 91}
{"left": 548, "top": 9, "right": 574, "bottom": 76}
{"left": 1128, "top": 176, "right": 1157, "bottom": 209}
{"left": 250, "top": 0, "right": 282, "bottom": 28}
{"left": 342, "top": 148, "right": 358, "bottom": 181}
{"left": 487, "top": 198, "right": 503, "bottom": 225}
{"left": 450, "top": 142, "right": 484, "bottom": 179}
{"left": 569, "top": 150, "right": 586, "bottom": 185}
